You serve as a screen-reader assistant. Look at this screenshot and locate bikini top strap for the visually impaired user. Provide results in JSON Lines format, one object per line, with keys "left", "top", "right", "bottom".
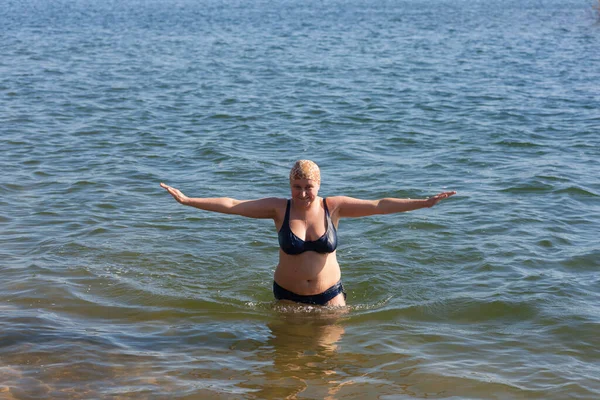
{"left": 284, "top": 199, "right": 291, "bottom": 223}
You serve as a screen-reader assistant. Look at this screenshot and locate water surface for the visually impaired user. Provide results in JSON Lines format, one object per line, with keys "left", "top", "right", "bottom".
{"left": 1, "top": 0, "right": 600, "bottom": 398}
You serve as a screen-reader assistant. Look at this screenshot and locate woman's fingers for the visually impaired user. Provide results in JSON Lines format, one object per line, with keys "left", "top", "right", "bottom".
{"left": 426, "top": 191, "right": 456, "bottom": 207}
{"left": 438, "top": 191, "right": 456, "bottom": 199}
{"left": 160, "top": 183, "right": 179, "bottom": 198}
{"left": 160, "top": 183, "right": 187, "bottom": 204}
{"left": 161, "top": 183, "right": 179, "bottom": 195}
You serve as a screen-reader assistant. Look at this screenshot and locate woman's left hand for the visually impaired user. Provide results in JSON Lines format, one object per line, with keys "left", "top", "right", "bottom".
{"left": 425, "top": 191, "right": 457, "bottom": 208}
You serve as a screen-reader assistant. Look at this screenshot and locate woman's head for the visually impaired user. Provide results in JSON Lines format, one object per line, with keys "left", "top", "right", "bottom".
{"left": 289, "top": 160, "right": 320, "bottom": 184}
{"left": 289, "top": 160, "right": 320, "bottom": 207}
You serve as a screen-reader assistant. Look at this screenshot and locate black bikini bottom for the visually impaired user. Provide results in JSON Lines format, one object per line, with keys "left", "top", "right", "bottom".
{"left": 273, "top": 280, "right": 346, "bottom": 305}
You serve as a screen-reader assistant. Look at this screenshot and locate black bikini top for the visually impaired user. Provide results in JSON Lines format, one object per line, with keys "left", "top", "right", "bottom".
{"left": 278, "top": 198, "right": 338, "bottom": 255}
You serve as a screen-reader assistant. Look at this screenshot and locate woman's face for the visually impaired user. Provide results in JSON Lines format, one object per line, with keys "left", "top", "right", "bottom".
{"left": 290, "top": 178, "right": 320, "bottom": 208}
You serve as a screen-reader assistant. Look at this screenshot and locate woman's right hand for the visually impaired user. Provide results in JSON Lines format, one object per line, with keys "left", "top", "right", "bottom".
{"left": 160, "top": 183, "right": 189, "bottom": 205}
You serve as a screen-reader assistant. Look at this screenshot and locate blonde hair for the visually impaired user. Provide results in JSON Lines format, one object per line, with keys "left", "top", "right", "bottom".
{"left": 289, "top": 160, "right": 321, "bottom": 184}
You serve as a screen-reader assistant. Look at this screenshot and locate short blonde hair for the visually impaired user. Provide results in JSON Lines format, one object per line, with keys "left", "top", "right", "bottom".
{"left": 289, "top": 160, "right": 321, "bottom": 184}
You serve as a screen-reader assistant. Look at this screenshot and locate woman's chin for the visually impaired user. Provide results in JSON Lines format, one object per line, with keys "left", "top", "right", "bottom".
{"left": 296, "top": 198, "right": 312, "bottom": 208}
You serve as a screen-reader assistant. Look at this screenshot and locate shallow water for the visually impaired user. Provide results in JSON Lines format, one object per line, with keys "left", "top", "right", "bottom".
{"left": 2, "top": 0, "right": 600, "bottom": 398}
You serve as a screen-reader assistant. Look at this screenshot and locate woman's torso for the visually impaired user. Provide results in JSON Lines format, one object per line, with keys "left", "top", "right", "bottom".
{"left": 273, "top": 196, "right": 341, "bottom": 296}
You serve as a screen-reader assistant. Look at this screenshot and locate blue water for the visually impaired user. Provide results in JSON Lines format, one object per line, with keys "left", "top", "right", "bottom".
{"left": 2, "top": 0, "right": 600, "bottom": 398}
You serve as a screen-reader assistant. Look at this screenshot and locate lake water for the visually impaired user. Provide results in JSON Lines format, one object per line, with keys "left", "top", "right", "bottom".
{"left": 1, "top": 0, "right": 600, "bottom": 398}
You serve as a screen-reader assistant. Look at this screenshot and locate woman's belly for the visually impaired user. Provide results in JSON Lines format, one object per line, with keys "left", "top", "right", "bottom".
{"left": 274, "top": 250, "right": 341, "bottom": 295}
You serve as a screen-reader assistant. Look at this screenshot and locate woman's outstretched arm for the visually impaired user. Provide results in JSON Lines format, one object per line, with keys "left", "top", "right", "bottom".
{"left": 160, "top": 183, "right": 282, "bottom": 219}
{"left": 331, "top": 191, "right": 456, "bottom": 218}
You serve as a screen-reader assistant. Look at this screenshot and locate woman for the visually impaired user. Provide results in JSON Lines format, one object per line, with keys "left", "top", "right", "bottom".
{"left": 161, "top": 160, "right": 455, "bottom": 307}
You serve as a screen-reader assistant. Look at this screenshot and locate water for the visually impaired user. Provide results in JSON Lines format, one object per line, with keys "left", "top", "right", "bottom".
{"left": 2, "top": 0, "right": 600, "bottom": 398}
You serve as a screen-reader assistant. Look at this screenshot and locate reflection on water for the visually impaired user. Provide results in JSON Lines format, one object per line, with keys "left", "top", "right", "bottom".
{"left": 4, "top": 297, "right": 596, "bottom": 399}
{"left": 0, "top": 304, "right": 352, "bottom": 399}
{"left": 242, "top": 305, "right": 347, "bottom": 399}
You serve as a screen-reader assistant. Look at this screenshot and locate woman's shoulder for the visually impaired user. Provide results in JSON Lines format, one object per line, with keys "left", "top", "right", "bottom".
{"left": 323, "top": 196, "right": 380, "bottom": 218}
{"left": 323, "top": 196, "right": 354, "bottom": 206}
{"left": 322, "top": 196, "right": 350, "bottom": 213}
{"left": 267, "top": 197, "right": 290, "bottom": 213}
{"left": 259, "top": 197, "right": 288, "bottom": 207}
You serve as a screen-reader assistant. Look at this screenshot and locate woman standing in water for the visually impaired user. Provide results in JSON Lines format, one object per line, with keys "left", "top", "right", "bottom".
{"left": 161, "top": 160, "right": 455, "bottom": 307}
